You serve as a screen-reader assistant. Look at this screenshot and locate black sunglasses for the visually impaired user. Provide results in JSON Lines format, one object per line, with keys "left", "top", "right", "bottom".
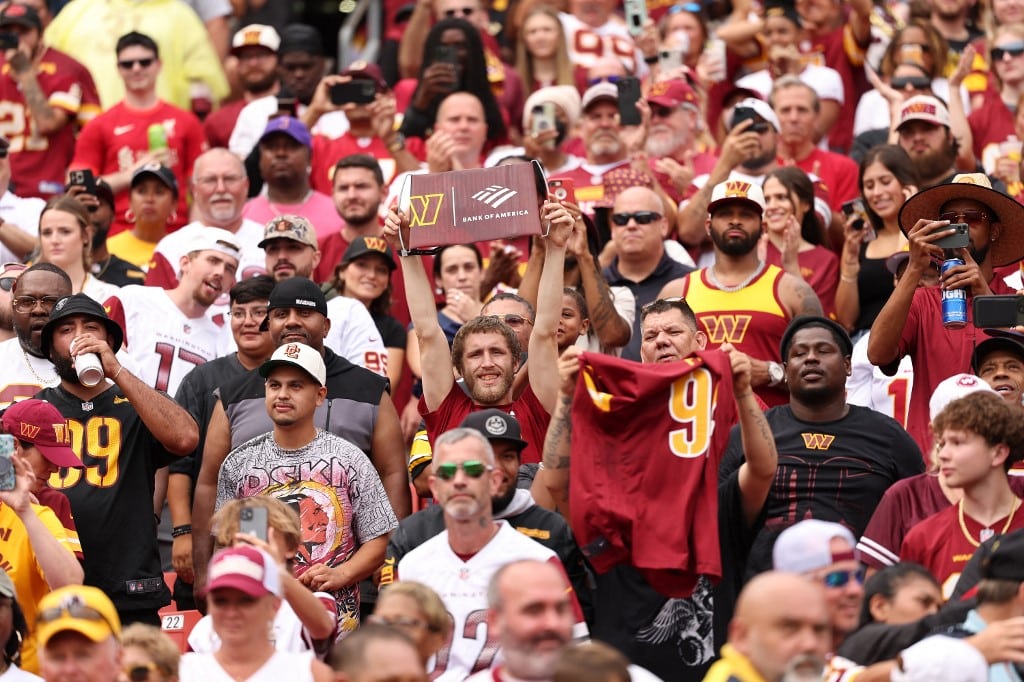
{"left": 992, "top": 42, "right": 1024, "bottom": 61}
{"left": 117, "top": 57, "right": 155, "bottom": 70}
{"left": 890, "top": 76, "right": 930, "bottom": 90}
{"left": 443, "top": 7, "right": 475, "bottom": 16}
{"left": 611, "top": 211, "right": 662, "bottom": 226}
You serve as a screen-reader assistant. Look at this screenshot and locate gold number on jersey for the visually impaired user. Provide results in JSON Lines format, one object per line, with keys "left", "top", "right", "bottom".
{"left": 0, "top": 102, "right": 49, "bottom": 152}
{"left": 668, "top": 368, "right": 713, "bottom": 458}
{"left": 48, "top": 416, "right": 123, "bottom": 489}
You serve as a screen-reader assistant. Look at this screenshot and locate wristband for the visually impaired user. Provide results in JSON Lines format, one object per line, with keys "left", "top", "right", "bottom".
{"left": 172, "top": 524, "right": 192, "bottom": 538}
{"left": 398, "top": 247, "right": 440, "bottom": 257}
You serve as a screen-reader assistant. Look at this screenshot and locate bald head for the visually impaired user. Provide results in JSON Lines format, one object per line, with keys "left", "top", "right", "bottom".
{"left": 612, "top": 186, "right": 663, "bottom": 214}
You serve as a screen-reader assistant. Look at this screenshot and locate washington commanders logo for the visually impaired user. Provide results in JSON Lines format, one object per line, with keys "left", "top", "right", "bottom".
{"left": 699, "top": 315, "right": 752, "bottom": 344}
{"left": 408, "top": 193, "right": 444, "bottom": 227}
{"left": 284, "top": 344, "right": 301, "bottom": 359}
{"left": 801, "top": 433, "right": 835, "bottom": 450}
{"left": 18, "top": 423, "right": 40, "bottom": 440}
{"left": 722, "top": 180, "right": 753, "bottom": 198}
{"left": 363, "top": 237, "right": 388, "bottom": 253}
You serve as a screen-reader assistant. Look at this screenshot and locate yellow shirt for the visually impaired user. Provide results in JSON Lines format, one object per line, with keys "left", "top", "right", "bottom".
{"left": 702, "top": 645, "right": 770, "bottom": 682}
{"left": 106, "top": 231, "right": 159, "bottom": 270}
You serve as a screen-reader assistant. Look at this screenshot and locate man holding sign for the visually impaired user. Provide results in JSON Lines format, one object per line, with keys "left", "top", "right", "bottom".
{"left": 383, "top": 200, "right": 573, "bottom": 465}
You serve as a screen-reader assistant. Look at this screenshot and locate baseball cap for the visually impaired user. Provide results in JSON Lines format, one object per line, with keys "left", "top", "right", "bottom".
{"left": 342, "top": 236, "right": 396, "bottom": 271}
{"left": 646, "top": 78, "right": 698, "bottom": 111}
{"left": 277, "top": 23, "right": 324, "bottom": 57}
{"left": 36, "top": 585, "right": 122, "bottom": 648}
{"left": 40, "top": 294, "right": 124, "bottom": 357}
{"left": 523, "top": 85, "right": 581, "bottom": 129}
{"left": 94, "top": 179, "right": 115, "bottom": 209}
{"left": 895, "top": 95, "right": 951, "bottom": 131}
{"left": 581, "top": 82, "right": 618, "bottom": 112}
{"left": 2, "top": 399, "right": 83, "bottom": 468}
{"left": 259, "top": 341, "right": 326, "bottom": 386}
{"left": 595, "top": 166, "right": 653, "bottom": 209}
{"left": 231, "top": 24, "right": 281, "bottom": 55}
{"left": 131, "top": 163, "right": 179, "bottom": 197}
{"left": 733, "top": 97, "right": 781, "bottom": 133}
{"left": 772, "top": 519, "right": 858, "bottom": 573}
{"left": 972, "top": 333, "right": 1024, "bottom": 374}
{"left": 342, "top": 60, "right": 388, "bottom": 91}
{"left": 981, "top": 530, "right": 1024, "bottom": 581}
{"left": 0, "top": 4, "right": 41, "bottom": 31}
{"left": 259, "top": 116, "right": 312, "bottom": 148}
{"left": 205, "top": 545, "right": 283, "bottom": 598}
{"left": 928, "top": 373, "right": 997, "bottom": 421}
{"left": 259, "top": 277, "right": 328, "bottom": 331}
{"left": 185, "top": 227, "right": 242, "bottom": 262}
{"left": 891, "top": 636, "right": 987, "bottom": 682}
{"left": 779, "top": 315, "right": 853, "bottom": 361}
{"left": 460, "top": 409, "right": 528, "bottom": 452}
{"left": 258, "top": 214, "right": 318, "bottom": 249}
{"left": 0, "top": 569, "right": 13, "bottom": 599}
{"left": 707, "top": 179, "right": 766, "bottom": 215}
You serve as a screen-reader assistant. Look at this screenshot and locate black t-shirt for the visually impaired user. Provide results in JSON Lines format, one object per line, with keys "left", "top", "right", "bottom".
{"left": 854, "top": 243, "right": 895, "bottom": 333}
{"left": 373, "top": 312, "right": 407, "bottom": 350}
{"left": 93, "top": 254, "right": 146, "bottom": 287}
{"left": 37, "top": 383, "right": 177, "bottom": 613}
{"left": 721, "top": 404, "right": 924, "bottom": 576}
{"left": 589, "top": 470, "right": 758, "bottom": 682}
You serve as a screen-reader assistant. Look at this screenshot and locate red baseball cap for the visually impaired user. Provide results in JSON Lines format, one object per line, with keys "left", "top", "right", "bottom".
{"left": 646, "top": 78, "right": 699, "bottom": 111}
{"left": 205, "top": 545, "right": 282, "bottom": 598}
{"left": 2, "top": 399, "right": 82, "bottom": 467}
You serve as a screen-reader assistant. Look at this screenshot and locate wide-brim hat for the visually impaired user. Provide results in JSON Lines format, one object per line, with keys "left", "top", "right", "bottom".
{"left": 897, "top": 173, "right": 1024, "bottom": 267}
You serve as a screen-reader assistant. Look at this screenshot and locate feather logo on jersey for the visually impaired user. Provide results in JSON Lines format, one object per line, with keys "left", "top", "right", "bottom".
{"left": 699, "top": 314, "right": 752, "bottom": 344}
{"left": 581, "top": 365, "right": 612, "bottom": 412}
{"left": 801, "top": 433, "right": 835, "bottom": 450}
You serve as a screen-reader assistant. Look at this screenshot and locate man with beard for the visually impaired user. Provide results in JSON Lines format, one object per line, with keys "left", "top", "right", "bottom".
{"left": 392, "top": 429, "right": 587, "bottom": 682}
{"left": 868, "top": 173, "right": 1024, "bottom": 454}
{"left": 722, "top": 317, "right": 923, "bottom": 576}
{"left": 704, "top": 571, "right": 831, "bottom": 682}
{"left": 36, "top": 293, "right": 198, "bottom": 625}
{"left": 643, "top": 79, "right": 718, "bottom": 206}
{"left": 103, "top": 228, "right": 241, "bottom": 396}
{"left": 242, "top": 116, "right": 342, "bottom": 243}
{"left": 215, "top": 341, "right": 398, "bottom": 635}
{"left": 0, "top": 261, "right": 22, "bottom": 343}
{"left": 659, "top": 180, "right": 822, "bottom": 406}
{"left": 204, "top": 24, "right": 281, "bottom": 149}
{"left": 383, "top": 409, "right": 589, "bottom": 616}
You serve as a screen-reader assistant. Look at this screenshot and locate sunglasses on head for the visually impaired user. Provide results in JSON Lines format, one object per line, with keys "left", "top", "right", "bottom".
{"left": 435, "top": 460, "right": 490, "bottom": 480}
{"left": 117, "top": 57, "right": 155, "bottom": 70}
{"left": 890, "top": 75, "right": 931, "bottom": 90}
{"left": 487, "top": 313, "right": 533, "bottom": 328}
{"left": 611, "top": 211, "right": 662, "bottom": 226}
{"left": 822, "top": 567, "right": 866, "bottom": 589}
{"left": 992, "top": 42, "right": 1024, "bottom": 61}
{"left": 38, "top": 601, "right": 117, "bottom": 633}
{"left": 668, "top": 2, "right": 703, "bottom": 15}
{"left": 587, "top": 75, "right": 623, "bottom": 86}
{"left": 939, "top": 209, "right": 991, "bottom": 223}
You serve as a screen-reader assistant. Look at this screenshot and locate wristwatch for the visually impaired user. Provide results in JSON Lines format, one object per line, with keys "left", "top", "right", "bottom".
{"left": 767, "top": 361, "right": 786, "bottom": 387}
{"left": 387, "top": 133, "right": 406, "bottom": 154}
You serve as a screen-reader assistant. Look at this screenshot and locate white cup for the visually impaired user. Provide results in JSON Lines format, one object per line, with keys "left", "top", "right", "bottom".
{"left": 70, "top": 339, "right": 104, "bottom": 387}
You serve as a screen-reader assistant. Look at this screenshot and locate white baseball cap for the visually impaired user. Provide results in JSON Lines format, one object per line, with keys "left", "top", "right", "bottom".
{"left": 891, "top": 636, "right": 987, "bottom": 682}
{"left": 708, "top": 179, "right": 766, "bottom": 215}
{"left": 928, "top": 373, "right": 997, "bottom": 421}
{"left": 772, "top": 519, "right": 858, "bottom": 573}
{"left": 895, "top": 95, "right": 951, "bottom": 131}
{"left": 231, "top": 24, "right": 281, "bottom": 54}
{"left": 734, "top": 97, "right": 780, "bottom": 132}
{"left": 259, "top": 342, "right": 327, "bottom": 386}
{"left": 186, "top": 227, "right": 242, "bottom": 262}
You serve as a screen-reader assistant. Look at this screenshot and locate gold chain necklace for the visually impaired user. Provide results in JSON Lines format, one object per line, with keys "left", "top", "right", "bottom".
{"left": 20, "top": 344, "right": 56, "bottom": 385}
{"left": 958, "top": 496, "right": 1022, "bottom": 547}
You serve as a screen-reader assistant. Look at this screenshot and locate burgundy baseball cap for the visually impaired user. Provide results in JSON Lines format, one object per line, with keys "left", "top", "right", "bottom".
{"left": 2, "top": 399, "right": 82, "bottom": 467}
{"left": 341, "top": 60, "right": 388, "bottom": 91}
{"left": 647, "top": 78, "right": 699, "bottom": 111}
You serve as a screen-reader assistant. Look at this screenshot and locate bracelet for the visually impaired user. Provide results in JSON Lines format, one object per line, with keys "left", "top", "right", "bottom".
{"left": 172, "top": 524, "right": 192, "bottom": 538}
{"left": 111, "top": 365, "right": 123, "bottom": 381}
{"left": 840, "top": 274, "right": 858, "bottom": 284}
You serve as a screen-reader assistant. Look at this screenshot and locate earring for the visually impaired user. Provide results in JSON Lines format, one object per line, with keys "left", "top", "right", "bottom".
{"left": 124, "top": 209, "right": 135, "bottom": 223}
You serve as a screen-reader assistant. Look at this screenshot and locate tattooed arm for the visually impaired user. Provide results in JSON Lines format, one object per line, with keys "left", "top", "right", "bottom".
{"left": 531, "top": 347, "right": 581, "bottom": 516}
{"left": 578, "top": 245, "right": 632, "bottom": 349}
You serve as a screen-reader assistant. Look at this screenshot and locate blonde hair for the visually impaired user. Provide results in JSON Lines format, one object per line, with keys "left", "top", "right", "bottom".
{"left": 211, "top": 496, "right": 302, "bottom": 552}
{"left": 122, "top": 623, "right": 180, "bottom": 678}
{"left": 378, "top": 582, "right": 453, "bottom": 640}
{"left": 514, "top": 4, "right": 574, "bottom": 93}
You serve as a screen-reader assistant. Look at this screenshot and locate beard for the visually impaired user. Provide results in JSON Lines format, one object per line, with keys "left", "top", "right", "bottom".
{"left": 243, "top": 71, "right": 278, "bottom": 94}
{"left": 341, "top": 204, "right": 378, "bottom": 227}
{"left": 646, "top": 127, "right": 689, "bottom": 158}
{"left": 587, "top": 135, "right": 623, "bottom": 159}
{"left": 501, "top": 635, "right": 571, "bottom": 680}
{"left": 709, "top": 225, "right": 762, "bottom": 256}
{"left": 491, "top": 484, "right": 516, "bottom": 514}
{"left": 442, "top": 495, "right": 484, "bottom": 521}
{"left": 910, "top": 143, "right": 956, "bottom": 182}
{"left": 741, "top": 143, "right": 778, "bottom": 171}
{"left": 466, "top": 372, "right": 514, "bottom": 405}
{"left": 52, "top": 353, "right": 81, "bottom": 385}
{"left": 968, "top": 243, "right": 990, "bottom": 266}
{"left": 780, "top": 654, "right": 827, "bottom": 682}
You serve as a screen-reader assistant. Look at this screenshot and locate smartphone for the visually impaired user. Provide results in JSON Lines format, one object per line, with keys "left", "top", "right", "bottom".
{"left": 624, "top": 0, "right": 648, "bottom": 37}
{"left": 275, "top": 96, "right": 297, "bottom": 117}
{"left": 841, "top": 198, "right": 868, "bottom": 230}
{"left": 934, "top": 222, "right": 970, "bottom": 250}
{"left": 531, "top": 103, "right": 556, "bottom": 136}
{"left": 730, "top": 106, "right": 769, "bottom": 133}
{"left": 433, "top": 45, "right": 459, "bottom": 65}
{"left": 616, "top": 77, "right": 642, "bottom": 126}
{"left": 239, "top": 505, "right": 268, "bottom": 542}
{"left": 330, "top": 80, "right": 377, "bottom": 106}
{"left": 0, "top": 435, "right": 14, "bottom": 492}
{"left": 68, "top": 169, "right": 98, "bottom": 196}
{"left": 548, "top": 178, "right": 577, "bottom": 205}
{"left": 659, "top": 49, "right": 684, "bottom": 73}
{"left": 0, "top": 33, "right": 17, "bottom": 51}
{"left": 973, "top": 296, "right": 1024, "bottom": 328}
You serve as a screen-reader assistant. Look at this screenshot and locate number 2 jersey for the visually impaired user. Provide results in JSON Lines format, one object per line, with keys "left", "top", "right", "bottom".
{"left": 570, "top": 350, "right": 736, "bottom": 598}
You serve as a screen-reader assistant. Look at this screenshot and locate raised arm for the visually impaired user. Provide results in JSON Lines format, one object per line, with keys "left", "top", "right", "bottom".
{"left": 571, "top": 217, "right": 631, "bottom": 348}
{"left": 529, "top": 202, "right": 575, "bottom": 411}
{"left": 533, "top": 346, "right": 581, "bottom": 515}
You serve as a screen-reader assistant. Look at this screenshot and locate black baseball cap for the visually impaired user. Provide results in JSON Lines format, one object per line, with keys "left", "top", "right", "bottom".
{"left": 342, "top": 236, "right": 396, "bottom": 271}
{"left": 40, "top": 294, "right": 124, "bottom": 357}
{"left": 94, "top": 179, "right": 115, "bottom": 208}
{"left": 779, "top": 315, "right": 853, "bottom": 361}
{"left": 460, "top": 409, "right": 528, "bottom": 452}
{"left": 972, "top": 332, "right": 1024, "bottom": 374}
{"left": 259, "top": 277, "right": 328, "bottom": 331}
{"left": 131, "top": 163, "right": 179, "bottom": 197}
{"left": 981, "top": 530, "right": 1024, "bottom": 581}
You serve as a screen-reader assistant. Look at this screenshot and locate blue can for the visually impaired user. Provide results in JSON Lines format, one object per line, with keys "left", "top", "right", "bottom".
{"left": 941, "top": 258, "right": 967, "bottom": 328}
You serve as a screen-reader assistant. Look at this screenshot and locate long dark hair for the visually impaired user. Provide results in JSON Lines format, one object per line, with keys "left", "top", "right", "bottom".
{"left": 858, "top": 144, "right": 919, "bottom": 230}
{"left": 4, "top": 598, "right": 27, "bottom": 666}
{"left": 764, "top": 167, "right": 826, "bottom": 246}
{"left": 332, "top": 255, "right": 394, "bottom": 317}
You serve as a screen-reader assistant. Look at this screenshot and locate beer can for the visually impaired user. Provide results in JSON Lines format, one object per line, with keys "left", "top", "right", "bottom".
{"left": 941, "top": 258, "right": 967, "bottom": 328}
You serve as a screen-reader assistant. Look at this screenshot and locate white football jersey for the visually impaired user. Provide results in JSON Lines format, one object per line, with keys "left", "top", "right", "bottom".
{"left": 324, "top": 296, "right": 387, "bottom": 376}
{"left": 847, "top": 332, "right": 914, "bottom": 429}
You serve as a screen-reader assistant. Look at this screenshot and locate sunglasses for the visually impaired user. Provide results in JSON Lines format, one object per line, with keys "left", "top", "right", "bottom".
{"left": 587, "top": 75, "right": 623, "bottom": 86}
{"left": 435, "top": 460, "right": 490, "bottom": 480}
{"left": 124, "top": 662, "right": 159, "bottom": 681}
{"left": 890, "top": 75, "right": 930, "bottom": 90}
{"left": 368, "top": 614, "right": 434, "bottom": 631}
{"left": 38, "top": 600, "right": 118, "bottom": 633}
{"left": 611, "top": 211, "right": 662, "bottom": 226}
{"left": 443, "top": 7, "right": 475, "bottom": 16}
{"left": 117, "top": 57, "right": 155, "bottom": 70}
{"left": 993, "top": 42, "right": 1024, "bottom": 61}
{"left": 668, "top": 2, "right": 703, "bottom": 14}
{"left": 13, "top": 295, "right": 61, "bottom": 313}
{"left": 939, "top": 209, "right": 990, "bottom": 223}
{"left": 486, "top": 313, "right": 533, "bottom": 328}
{"left": 641, "top": 296, "right": 684, "bottom": 314}
{"left": 822, "top": 567, "right": 866, "bottom": 589}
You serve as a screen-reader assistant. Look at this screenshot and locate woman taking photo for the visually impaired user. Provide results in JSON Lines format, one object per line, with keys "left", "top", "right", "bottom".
{"left": 106, "top": 164, "right": 178, "bottom": 270}
{"left": 36, "top": 196, "right": 119, "bottom": 303}
{"left": 835, "top": 145, "right": 918, "bottom": 336}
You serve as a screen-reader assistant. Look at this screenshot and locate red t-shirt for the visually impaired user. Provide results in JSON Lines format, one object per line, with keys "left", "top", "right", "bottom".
{"left": 783, "top": 148, "right": 860, "bottom": 211}
{"left": 310, "top": 133, "right": 398, "bottom": 195}
{"left": 70, "top": 100, "right": 207, "bottom": 236}
{"left": 764, "top": 242, "right": 839, "bottom": 318}
{"left": 801, "top": 24, "right": 869, "bottom": 153}
{"left": 967, "top": 97, "right": 1016, "bottom": 166}
{"left": 203, "top": 98, "right": 247, "bottom": 149}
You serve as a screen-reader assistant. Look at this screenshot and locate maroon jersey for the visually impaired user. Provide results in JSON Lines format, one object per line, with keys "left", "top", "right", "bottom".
{"left": 764, "top": 242, "right": 839, "bottom": 318}
{"left": 202, "top": 98, "right": 246, "bottom": 149}
{"left": 570, "top": 350, "right": 735, "bottom": 598}
{"left": 0, "top": 47, "right": 101, "bottom": 198}
{"left": 554, "top": 161, "right": 630, "bottom": 215}
{"left": 310, "top": 132, "right": 396, "bottom": 194}
{"left": 70, "top": 100, "right": 207, "bottom": 236}
{"left": 800, "top": 25, "right": 869, "bottom": 153}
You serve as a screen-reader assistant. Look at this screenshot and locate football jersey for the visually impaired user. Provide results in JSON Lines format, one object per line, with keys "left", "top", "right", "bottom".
{"left": 557, "top": 11, "right": 644, "bottom": 74}
{"left": 846, "top": 332, "right": 914, "bottom": 429}
{"left": 310, "top": 133, "right": 397, "bottom": 194}
{"left": 764, "top": 242, "right": 839, "bottom": 319}
{"left": 324, "top": 296, "right": 387, "bottom": 376}
{"left": 395, "top": 522, "right": 587, "bottom": 681}
{"left": 552, "top": 161, "right": 629, "bottom": 215}
{"left": 0, "top": 338, "right": 60, "bottom": 409}
{"left": 570, "top": 350, "right": 735, "bottom": 598}
{"left": 104, "top": 286, "right": 223, "bottom": 396}
{"left": 681, "top": 264, "right": 791, "bottom": 407}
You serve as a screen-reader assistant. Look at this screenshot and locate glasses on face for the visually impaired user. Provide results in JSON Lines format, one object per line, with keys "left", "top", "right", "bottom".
{"left": 890, "top": 75, "right": 931, "bottom": 90}
{"left": 611, "top": 211, "right": 662, "bottom": 226}
{"left": 124, "top": 662, "right": 159, "bottom": 681}
{"left": 230, "top": 306, "right": 269, "bottom": 322}
{"left": 487, "top": 313, "right": 533, "bottom": 328}
{"left": 443, "top": 7, "right": 475, "bottom": 17}
{"left": 587, "top": 75, "right": 622, "bottom": 86}
{"left": 821, "top": 567, "right": 866, "bottom": 589}
{"left": 117, "top": 57, "right": 155, "bottom": 70}
{"left": 13, "top": 295, "right": 61, "bottom": 313}
{"left": 435, "top": 460, "right": 490, "bottom": 480}
{"left": 368, "top": 614, "right": 431, "bottom": 631}
{"left": 992, "top": 42, "right": 1024, "bottom": 61}
{"left": 939, "top": 209, "right": 990, "bottom": 224}
{"left": 195, "top": 174, "right": 246, "bottom": 189}
{"left": 650, "top": 105, "right": 678, "bottom": 119}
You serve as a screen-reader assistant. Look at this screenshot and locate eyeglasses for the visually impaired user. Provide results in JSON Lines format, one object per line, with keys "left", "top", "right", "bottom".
{"left": 195, "top": 174, "right": 246, "bottom": 189}
{"left": 124, "top": 663, "right": 159, "bottom": 681}
{"left": 230, "top": 307, "right": 269, "bottom": 321}
{"left": 650, "top": 105, "right": 678, "bottom": 119}
{"left": 992, "top": 42, "right": 1024, "bottom": 61}
{"left": 117, "top": 57, "right": 156, "bottom": 70}
{"left": 38, "top": 600, "right": 118, "bottom": 634}
{"left": 486, "top": 313, "right": 533, "bottom": 328}
{"left": 939, "top": 209, "right": 991, "bottom": 223}
{"left": 611, "top": 211, "right": 662, "bottom": 226}
{"left": 587, "top": 75, "right": 623, "bottom": 86}
{"left": 821, "top": 567, "right": 866, "bottom": 589}
{"left": 443, "top": 7, "right": 475, "bottom": 17}
{"left": 435, "top": 460, "right": 491, "bottom": 480}
{"left": 368, "top": 614, "right": 433, "bottom": 631}
{"left": 890, "top": 75, "right": 930, "bottom": 90}
{"left": 13, "top": 295, "right": 61, "bottom": 313}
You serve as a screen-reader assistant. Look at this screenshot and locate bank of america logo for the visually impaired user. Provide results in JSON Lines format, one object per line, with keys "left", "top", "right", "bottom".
{"left": 472, "top": 185, "right": 518, "bottom": 208}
